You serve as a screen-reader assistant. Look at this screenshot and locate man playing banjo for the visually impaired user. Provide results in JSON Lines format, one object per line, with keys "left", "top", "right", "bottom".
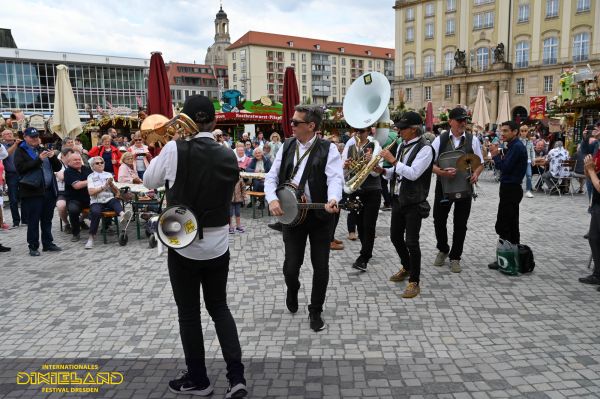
{"left": 265, "top": 105, "right": 343, "bottom": 332}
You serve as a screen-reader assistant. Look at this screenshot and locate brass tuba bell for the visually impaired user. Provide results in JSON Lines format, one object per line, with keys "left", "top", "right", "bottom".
{"left": 140, "top": 113, "right": 199, "bottom": 145}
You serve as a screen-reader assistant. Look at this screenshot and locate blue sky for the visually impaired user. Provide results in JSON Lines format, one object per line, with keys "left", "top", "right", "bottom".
{"left": 4, "top": 0, "right": 395, "bottom": 62}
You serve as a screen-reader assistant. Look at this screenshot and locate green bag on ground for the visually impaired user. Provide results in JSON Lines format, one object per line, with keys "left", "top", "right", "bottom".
{"left": 496, "top": 239, "right": 520, "bottom": 276}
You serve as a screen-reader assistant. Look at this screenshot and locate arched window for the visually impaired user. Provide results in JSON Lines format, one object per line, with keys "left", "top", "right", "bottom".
{"left": 424, "top": 55, "right": 435, "bottom": 77}
{"left": 404, "top": 58, "right": 415, "bottom": 79}
{"left": 543, "top": 37, "right": 558, "bottom": 64}
{"left": 476, "top": 47, "right": 489, "bottom": 71}
{"left": 515, "top": 41, "right": 529, "bottom": 68}
{"left": 444, "top": 51, "right": 455, "bottom": 75}
{"left": 573, "top": 32, "right": 590, "bottom": 62}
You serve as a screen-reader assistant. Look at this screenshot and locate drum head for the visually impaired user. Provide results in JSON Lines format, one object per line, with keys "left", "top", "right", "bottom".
{"left": 276, "top": 185, "right": 299, "bottom": 225}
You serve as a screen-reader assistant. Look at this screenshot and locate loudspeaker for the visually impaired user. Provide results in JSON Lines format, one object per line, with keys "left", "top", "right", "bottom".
{"left": 156, "top": 206, "right": 199, "bottom": 249}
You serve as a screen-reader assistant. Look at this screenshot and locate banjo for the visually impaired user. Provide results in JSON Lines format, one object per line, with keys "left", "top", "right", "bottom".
{"left": 275, "top": 182, "right": 361, "bottom": 226}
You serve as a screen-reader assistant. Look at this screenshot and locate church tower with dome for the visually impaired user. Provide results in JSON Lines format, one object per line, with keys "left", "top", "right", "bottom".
{"left": 204, "top": 5, "right": 230, "bottom": 65}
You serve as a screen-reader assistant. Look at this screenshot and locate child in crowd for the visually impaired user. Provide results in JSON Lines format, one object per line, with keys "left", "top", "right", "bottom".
{"left": 229, "top": 175, "right": 246, "bottom": 234}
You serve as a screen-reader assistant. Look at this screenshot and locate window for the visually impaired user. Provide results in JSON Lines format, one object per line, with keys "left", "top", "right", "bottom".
{"left": 476, "top": 47, "right": 489, "bottom": 70}
{"left": 543, "top": 37, "right": 558, "bottom": 64}
{"left": 447, "top": 0, "right": 456, "bottom": 12}
{"left": 424, "top": 55, "right": 435, "bottom": 77}
{"left": 232, "top": 52, "right": 236, "bottom": 60}
{"left": 406, "top": 26, "right": 414, "bottom": 42}
{"left": 233, "top": 74, "right": 237, "bottom": 82}
{"left": 406, "top": 7, "right": 414, "bottom": 21}
{"left": 544, "top": 76, "right": 553, "bottom": 92}
{"left": 516, "top": 78, "right": 525, "bottom": 94}
{"left": 301, "top": 53, "right": 306, "bottom": 62}
{"left": 342, "top": 67, "right": 346, "bottom": 75}
{"left": 405, "top": 87, "right": 413, "bottom": 102}
{"left": 302, "top": 64, "right": 307, "bottom": 73}
{"left": 425, "top": 3, "right": 435, "bottom": 16}
{"left": 368, "top": 60, "right": 373, "bottom": 68}
{"left": 424, "top": 86, "right": 432, "bottom": 101}
{"left": 341, "top": 58, "right": 346, "bottom": 66}
{"left": 577, "top": 0, "right": 590, "bottom": 12}
{"left": 332, "top": 66, "right": 336, "bottom": 74}
{"left": 518, "top": 4, "right": 529, "bottom": 22}
{"left": 446, "top": 18, "right": 455, "bottom": 35}
{"left": 332, "top": 56, "right": 337, "bottom": 64}
{"left": 342, "top": 77, "right": 346, "bottom": 85}
{"left": 404, "top": 58, "right": 415, "bottom": 79}
{"left": 445, "top": 84, "right": 452, "bottom": 99}
{"left": 573, "top": 32, "right": 590, "bottom": 62}
{"left": 444, "top": 51, "right": 455, "bottom": 74}
{"left": 302, "top": 85, "right": 306, "bottom": 94}
{"left": 473, "top": 11, "right": 494, "bottom": 29}
{"left": 425, "top": 23, "right": 434, "bottom": 39}
{"left": 515, "top": 41, "right": 529, "bottom": 68}
{"left": 546, "top": 0, "right": 558, "bottom": 17}
{"left": 291, "top": 53, "right": 296, "bottom": 61}
{"left": 302, "top": 75, "right": 306, "bottom": 83}
{"left": 474, "top": 0, "right": 494, "bottom": 4}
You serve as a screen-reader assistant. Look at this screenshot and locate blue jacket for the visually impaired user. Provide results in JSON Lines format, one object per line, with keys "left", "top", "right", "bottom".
{"left": 246, "top": 157, "right": 272, "bottom": 173}
{"left": 493, "top": 137, "right": 527, "bottom": 185}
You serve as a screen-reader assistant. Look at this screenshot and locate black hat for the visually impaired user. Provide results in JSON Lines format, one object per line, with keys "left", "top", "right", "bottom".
{"left": 448, "top": 107, "right": 469, "bottom": 120}
{"left": 23, "top": 127, "right": 40, "bottom": 137}
{"left": 182, "top": 95, "right": 215, "bottom": 124}
{"left": 394, "top": 111, "right": 423, "bottom": 129}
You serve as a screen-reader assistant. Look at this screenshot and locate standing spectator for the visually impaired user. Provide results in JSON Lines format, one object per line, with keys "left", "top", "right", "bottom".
{"left": 14, "top": 128, "right": 62, "bottom": 256}
{"left": 88, "top": 134, "right": 120, "bottom": 178}
{"left": 128, "top": 133, "right": 152, "bottom": 179}
{"left": 262, "top": 143, "right": 273, "bottom": 162}
{"left": 64, "top": 152, "right": 92, "bottom": 242}
{"left": 229, "top": 175, "right": 246, "bottom": 234}
{"left": 244, "top": 141, "right": 253, "bottom": 157}
{"left": 579, "top": 154, "right": 600, "bottom": 288}
{"left": 253, "top": 131, "right": 266, "bottom": 148}
{"left": 107, "top": 127, "right": 118, "bottom": 146}
{"left": 269, "top": 132, "right": 282, "bottom": 157}
{"left": 519, "top": 125, "right": 535, "bottom": 198}
{"left": 580, "top": 125, "right": 599, "bottom": 201}
{"left": 0, "top": 143, "right": 9, "bottom": 251}
{"left": 1, "top": 129, "right": 24, "bottom": 227}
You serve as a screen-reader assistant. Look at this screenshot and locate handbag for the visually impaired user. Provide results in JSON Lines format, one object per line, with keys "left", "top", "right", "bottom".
{"left": 19, "top": 168, "right": 43, "bottom": 188}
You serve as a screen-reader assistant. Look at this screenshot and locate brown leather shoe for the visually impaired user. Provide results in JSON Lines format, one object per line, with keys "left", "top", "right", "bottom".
{"left": 330, "top": 241, "right": 344, "bottom": 250}
{"left": 389, "top": 268, "right": 409, "bottom": 282}
{"left": 333, "top": 238, "right": 343, "bottom": 245}
{"left": 348, "top": 232, "right": 357, "bottom": 241}
{"left": 402, "top": 282, "right": 420, "bottom": 298}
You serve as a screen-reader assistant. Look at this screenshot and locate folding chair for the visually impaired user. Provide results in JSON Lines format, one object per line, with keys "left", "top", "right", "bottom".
{"left": 560, "top": 160, "right": 576, "bottom": 197}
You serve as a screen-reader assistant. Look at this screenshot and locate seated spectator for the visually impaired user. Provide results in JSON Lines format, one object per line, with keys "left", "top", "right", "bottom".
{"left": 253, "top": 131, "right": 266, "bottom": 148}
{"left": 128, "top": 133, "right": 152, "bottom": 179}
{"left": 88, "top": 134, "right": 120, "bottom": 178}
{"left": 244, "top": 141, "right": 253, "bottom": 157}
{"left": 235, "top": 142, "right": 251, "bottom": 170}
{"left": 542, "top": 141, "right": 570, "bottom": 192}
{"left": 64, "top": 153, "right": 92, "bottom": 242}
{"left": 246, "top": 147, "right": 271, "bottom": 192}
{"left": 118, "top": 152, "right": 142, "bottom": 184}
{"left": 262, "top": 143, "right": 273, "bottom": 162}
{"left": 56, "top": 147, "right": 75, "bottom": 233}
{"left": 269, "top": 132, "right": 282, "bottom": 157}
{"left": 85, "top": 156, "right": 131, "bottom": 249}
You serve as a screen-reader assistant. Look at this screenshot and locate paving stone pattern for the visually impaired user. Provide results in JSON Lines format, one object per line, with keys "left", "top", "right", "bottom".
{"left": 0, "top": 178, "right": 598, "bottom": 398}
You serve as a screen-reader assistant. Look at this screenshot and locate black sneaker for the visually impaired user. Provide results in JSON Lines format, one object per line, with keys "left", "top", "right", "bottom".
{"left": 309, "top": 311, "right": 326, "bottom": 332}
{"left": 43, "top": 244, "right": 62, "bottom": 252}
{"left": 64, "top": 224, "right": 72, "bottom": 234}
{"left": 286, "top": 288, "right": 298, "bottom": 313}
{"left": 29, "top": 249, "right": 40, "bottom": 257}
{"left": 225, "top": 382, "right": 248, "bottom": 398}
{"left": 168, "top": 371, "right": 213, "bottom": 396}
{"left": 488, "top": 261, "right": 499, "bottom": 270}
{"left": 71, "top": 234, "right": 80, "bottom": 242}
{"left": 578, "top": 275, "right": 600, "bottom": 285}
{"left": 0, "top": 244, "right": 11, "bottom": 252}
{"left": 352, "top": 257, "right": 367, "bottom": 272}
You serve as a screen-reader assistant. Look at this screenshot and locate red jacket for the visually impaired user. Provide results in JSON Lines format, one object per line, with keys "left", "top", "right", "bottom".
{"left": 88, "top": 145, "right": 120, "bottom": 179}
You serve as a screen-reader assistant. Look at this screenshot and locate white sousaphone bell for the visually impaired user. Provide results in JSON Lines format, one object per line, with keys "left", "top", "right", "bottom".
{"left": 155, "top": 206, "right": 199, "bottom": 250}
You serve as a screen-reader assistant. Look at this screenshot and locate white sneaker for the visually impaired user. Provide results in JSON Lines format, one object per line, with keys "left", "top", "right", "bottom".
{"left": 525, "top": 191, "right": 534, "bottom": 198}
{"left": 433, "top": 251, "right": 448, "bottom": 267}
{"left": 84, "top": 238, "right": 94, "bottom": 249}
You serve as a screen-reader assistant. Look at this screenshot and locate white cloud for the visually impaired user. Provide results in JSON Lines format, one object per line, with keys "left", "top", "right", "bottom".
{"left": 3, "top": 0, "right": 394, "bottom": 62}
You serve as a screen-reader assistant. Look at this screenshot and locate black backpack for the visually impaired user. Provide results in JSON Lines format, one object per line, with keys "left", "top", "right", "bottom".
{"left": 518, "top": 244, "right": 535, "bottom": 273}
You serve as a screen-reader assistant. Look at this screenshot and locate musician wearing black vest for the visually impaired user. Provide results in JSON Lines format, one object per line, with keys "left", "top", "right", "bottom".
{"left": 342, "top": 128, "right": 382, "bottom": 272}
{"left": 377, "top": 112, "right": 434, "bottom": 298}
{"left": 144, "top": 95, "right": 247, "bottom": 399}
{"left": 431, "top": 107, "right": 484, "bottom": 273}
{"left": 265, "top": 105, "right": 343, "bottom": 332}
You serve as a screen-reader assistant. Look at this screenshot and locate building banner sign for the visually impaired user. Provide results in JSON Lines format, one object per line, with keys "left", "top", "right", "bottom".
{"left": 216, "top": 113, "right": 281, "bottom": 122}
{"left": 530, "top": 96, "right": 546, "bottom": 120}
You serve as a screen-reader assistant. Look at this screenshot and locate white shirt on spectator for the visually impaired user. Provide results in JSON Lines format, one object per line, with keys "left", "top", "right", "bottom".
{"left": 547, "top": 147, "right": 570, "bottom": 178}
{"left": 87, "top": 171, "right": 115, "bottom": 204}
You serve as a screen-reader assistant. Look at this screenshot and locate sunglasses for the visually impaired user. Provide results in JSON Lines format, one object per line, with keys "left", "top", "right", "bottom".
{"left": 95, "top": 162, "right": 105, "bottom": 165}
{"left": 290, "top": 119, "right": 309, "bottom": 127}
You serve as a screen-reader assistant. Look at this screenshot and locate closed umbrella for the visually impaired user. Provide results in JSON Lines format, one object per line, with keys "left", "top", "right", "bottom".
{"left": 425, "top": 101, "right": 434, "bottom": 131}
{"left": 51, "top": 64, "right": 82, "bottom": 139}
{"left": 496, "top": 90, "right": 511, "bottom": 125}
{"left": 472, "top": 85, "right": 490, "bottom": 131}
{"left": 282, "top": 67, "right": 300, "bottom": 138}
{"left": 147, "top": 52, "right": 173, "bottom": 118}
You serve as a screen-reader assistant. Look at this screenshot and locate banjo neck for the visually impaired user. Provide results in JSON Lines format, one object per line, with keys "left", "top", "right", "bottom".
{"left": 297, "top": 202, "right": 327, "bottom": 210}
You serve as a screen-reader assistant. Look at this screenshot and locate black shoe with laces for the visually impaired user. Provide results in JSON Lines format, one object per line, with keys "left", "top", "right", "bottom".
{"left": 43, "top": 244, "right": 62, "bottom": 252}
{"left": 168, "top": 371, "right": 213, "bottom": 396}
{"left": 225, "top": 382, "right": 248, "bottom": 398}
{"left": 352, "top": 257, "right": 367, "bottom": 272}
{"left": 0, "top": 244, "right": 11, "bottom": 252}
{"left": 286, "top": 288, "right": 298, "bottom": 313}
{"left": 579, "top": 275, "right": 600, "bottom": 285}
{"left": 309, "top": 311, "right": 326, "bottom": 332}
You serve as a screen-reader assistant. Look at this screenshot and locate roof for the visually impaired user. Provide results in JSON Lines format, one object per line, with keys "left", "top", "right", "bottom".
{"left": 165, "top": 62, "right": 228, "bottom": 85}
{"left": 0, "top": 28, "right": 17, "bottom": 48}
{"left": 227, "top": 31, "right": 394, "bottom": 60}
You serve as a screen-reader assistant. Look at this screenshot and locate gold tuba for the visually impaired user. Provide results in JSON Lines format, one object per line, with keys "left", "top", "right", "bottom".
{"left": 140, "top": 113, "right": 198, "bottom": 145}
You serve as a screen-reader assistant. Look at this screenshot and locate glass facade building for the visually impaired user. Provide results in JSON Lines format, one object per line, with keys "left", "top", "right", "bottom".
{"left": 0, "top": 48, "right": 148, "bottom": 115}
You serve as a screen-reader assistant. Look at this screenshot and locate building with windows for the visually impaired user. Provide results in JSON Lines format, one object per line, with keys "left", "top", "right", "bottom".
{"left": 165, "top": 62, "right": 228, "bottom": 107}
{"left": 205, "top": 6, "right": 231, "bottom": 66}
{"left": 226, "top": 31, "right": 394, "bottom": 105}
{"left": 394, "top": 0, "right": 599, "bottom": 121}
{"left": 0, "top": 46, "right": 148, "bottom": 116}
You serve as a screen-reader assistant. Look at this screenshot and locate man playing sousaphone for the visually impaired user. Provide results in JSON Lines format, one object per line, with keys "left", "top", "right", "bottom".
{"left": 430, "top": 107, "right": 484, "bottom": 273}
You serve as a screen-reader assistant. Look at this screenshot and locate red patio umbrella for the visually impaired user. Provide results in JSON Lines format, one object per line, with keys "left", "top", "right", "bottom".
{"left": 282, "top": 67, "right": 299, "bottom": 138}
{"left": 425, "top": 101, "right": 434, "bottom": 132}
{"left": 147, "top": 52, "right": 173, "bottom": 118}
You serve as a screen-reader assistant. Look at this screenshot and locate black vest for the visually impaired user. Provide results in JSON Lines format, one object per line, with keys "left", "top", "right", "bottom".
{"left": 278, "top": 137, "right": 331, "bottom": 218}
{"left": 398, "top": 137, "right": 434, "bottom": 208}
{"left": 348, "top": 140, "right": 381, "bottom": 192}
{"left": 166, "top": 137, "right": 239, "bottom": 228}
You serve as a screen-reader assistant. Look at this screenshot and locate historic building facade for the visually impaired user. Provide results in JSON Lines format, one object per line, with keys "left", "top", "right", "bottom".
{"left": 204, "top": 6, "right": 231, "bottom": 66}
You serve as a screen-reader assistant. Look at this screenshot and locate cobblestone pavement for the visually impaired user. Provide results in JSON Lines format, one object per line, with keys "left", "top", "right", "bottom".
{"left": 0, "top": 177, "right": 599, "bottom": 399}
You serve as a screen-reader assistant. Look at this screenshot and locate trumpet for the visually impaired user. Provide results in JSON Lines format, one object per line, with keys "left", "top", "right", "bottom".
{"left": 140, "top": 113, "right": 199, "bottom": 145}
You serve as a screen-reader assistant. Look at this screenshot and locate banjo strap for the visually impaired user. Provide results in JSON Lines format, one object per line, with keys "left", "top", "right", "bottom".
{"left": 295, "top": 138, "right": 322, "bottom": 200}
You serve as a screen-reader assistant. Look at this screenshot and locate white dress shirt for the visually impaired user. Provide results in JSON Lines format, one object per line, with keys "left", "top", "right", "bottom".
{"left": 431, "top": 130, "right": 484, "bottom": 163}
{"left": 265, "top": 134, "right": 343, "bottom": 203}
{"left": 383, "top": 137, "right": 434, "bottom": 195}
{"left": 0, "top": 143, "right": 7, "bottom": 160}
{"left": 144, "top": 132, "right": 229, "bottom": 261}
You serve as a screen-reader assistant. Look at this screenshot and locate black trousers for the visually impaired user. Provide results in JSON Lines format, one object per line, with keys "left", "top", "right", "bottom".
{"left": 380, "top": 176, "right": 392, "bottom": 207}
{"left": 330, "top": 211, "right": 340, "bottom": 242}
{"left": 390, "top": 200, "right": 423, "bottom": 283}
{"left": 433, "top": 181, "right": 472, "bottom": 260}
{"left": 588, "top": 205, "right": 600, "bottom": 277}
{"left": 167, "top": 249, "right": 245, "bottom": 386}
{"left": 354, "top": 189, "right": 381, "bottom": 262}
{"left": 67, "top": 199, "right": 90, "bottom": 236}
{"left": 282, "top": 212, "right": 332, "bottom": 313}
{"left": 21, "top": 190, "right": 56, "bottom": 250}
{"left": 495, "top": 183, "right": 523, "bottom": 245}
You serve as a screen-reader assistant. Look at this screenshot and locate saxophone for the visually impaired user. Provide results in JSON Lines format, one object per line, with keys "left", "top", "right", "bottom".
{"left": 344, "top": 138, "right": 397, "bottom": 194}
